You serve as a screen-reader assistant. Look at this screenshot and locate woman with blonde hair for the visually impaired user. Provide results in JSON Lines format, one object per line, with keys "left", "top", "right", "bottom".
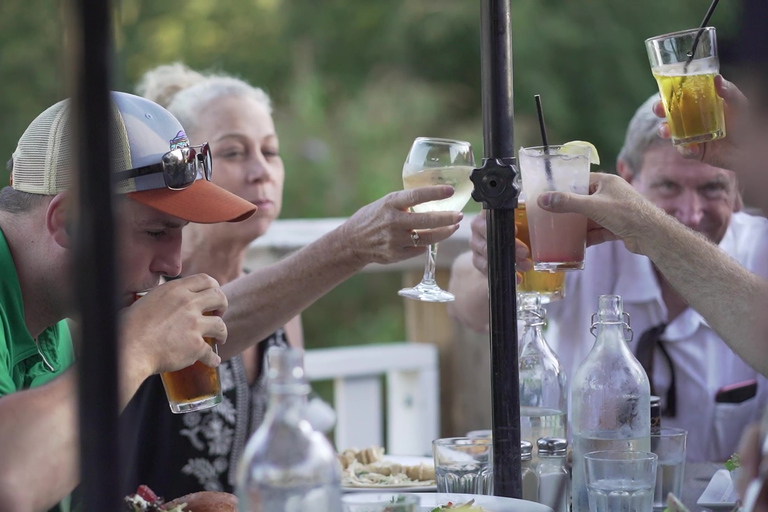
{"left": 120, "top": 63, "right": 463, "bottom": 497}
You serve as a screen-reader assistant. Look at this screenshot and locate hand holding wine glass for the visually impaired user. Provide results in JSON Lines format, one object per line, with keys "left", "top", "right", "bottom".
{"left": 399, "top": 137, "right": 475, "bottom": 302}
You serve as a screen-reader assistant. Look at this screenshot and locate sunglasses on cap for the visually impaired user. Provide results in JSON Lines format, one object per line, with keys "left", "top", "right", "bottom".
{"left": 114, "top": 143, "right": 212, "bottom": 191}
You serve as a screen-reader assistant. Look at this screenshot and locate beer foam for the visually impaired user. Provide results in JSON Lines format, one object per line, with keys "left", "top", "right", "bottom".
{"left": 652, "top": 56, "right": 719, "bottom": 76}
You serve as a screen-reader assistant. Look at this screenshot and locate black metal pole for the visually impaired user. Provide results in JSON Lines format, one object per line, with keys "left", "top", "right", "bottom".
{"left": 471, "top": 0, "right": 521, "bottom": 499}
{"left": 739, "top": 0, "right": 768, "bottom": 72}
{"left": 73, "top": 0, "right": 119, "bottom": 510}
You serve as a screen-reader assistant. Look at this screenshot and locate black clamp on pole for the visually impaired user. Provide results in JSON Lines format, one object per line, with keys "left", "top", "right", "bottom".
{"left": 470, "top": 157, "right": 519, "bottom": 210}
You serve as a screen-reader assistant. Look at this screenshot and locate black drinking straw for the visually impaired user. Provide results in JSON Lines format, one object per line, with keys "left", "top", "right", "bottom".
{"left": 685, "top": 0, "right": 721, "bottom": 68}
{"left": 534, "top": 94, "right": 554, "bottom": 185}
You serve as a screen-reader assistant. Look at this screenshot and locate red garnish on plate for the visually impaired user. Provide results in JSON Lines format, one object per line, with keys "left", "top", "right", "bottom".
{"left": 136, "top": 485, "right": 159, "bottom": 503}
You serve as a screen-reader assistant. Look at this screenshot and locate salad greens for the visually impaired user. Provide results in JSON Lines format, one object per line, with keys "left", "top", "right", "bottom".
{"left": 725, "top": 453, "right": 741, "bottom": 472}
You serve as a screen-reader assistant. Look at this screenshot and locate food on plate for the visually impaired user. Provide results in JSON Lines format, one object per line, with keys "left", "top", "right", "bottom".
{"left": 124, "top": 485, "right": 238, "bottom": 512}
{"left": 339, "top": 446, "right": 436, "bottom": 487}
{"left": 725, "top": 453, "right": 741, "bottom": 472}
{"left": 430, "top": 500, "right": 489, "bottom": 511}
{"left": 164, "top": 492, "right": 238, "bottom": 512}
{"left": 663, "top": 493, "right": 691, "bottom": 512}
{"left": 339, "top": 445, "right": 386, "bottom": 467}
{"left": 125, "top": 485, "right": 173, "bottom": 512}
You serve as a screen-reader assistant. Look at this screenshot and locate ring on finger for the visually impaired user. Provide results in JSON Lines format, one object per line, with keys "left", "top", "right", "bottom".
{"left": 411, "top": 230, "right": 421, "bottom": 247}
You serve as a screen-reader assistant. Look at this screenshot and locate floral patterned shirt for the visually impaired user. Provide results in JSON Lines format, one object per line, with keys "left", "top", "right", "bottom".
{"left": 119, "top": 328, "right": 288, "bottom": 498}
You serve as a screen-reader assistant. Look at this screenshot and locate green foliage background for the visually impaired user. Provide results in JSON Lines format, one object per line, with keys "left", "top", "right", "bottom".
{"left": 0, "top": 0, "right": 741, "bottom": 350}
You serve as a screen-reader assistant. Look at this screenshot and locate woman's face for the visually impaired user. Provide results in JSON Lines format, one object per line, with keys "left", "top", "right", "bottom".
{"left": 192, "top": 94, "right": 285, "bottom": 241}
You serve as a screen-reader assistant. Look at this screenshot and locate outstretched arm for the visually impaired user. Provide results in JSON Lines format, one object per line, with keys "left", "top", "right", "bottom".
{"left": 540, "top": 173, "right": 768, "bottom": 376}
{"left": 219, "top": 186, "right": 463, "bottom": 360}
{"left": 446, "top": 210, "right": 532, "bottom": 334}
{"left": 448, "top": 251, "right": 491, "bottom": 333}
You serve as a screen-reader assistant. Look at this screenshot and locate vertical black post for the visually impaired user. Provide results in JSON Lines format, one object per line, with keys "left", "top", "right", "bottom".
{"left": 470, "top": 0, "right": 522, "bottom": 499}
{"left": 739, "top": 0, "right": 768, "bottom": 71}
{"left": 73, "top": 0, "right": 119, "bottom": 510}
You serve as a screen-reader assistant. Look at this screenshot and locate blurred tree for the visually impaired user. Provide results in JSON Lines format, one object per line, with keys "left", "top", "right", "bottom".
{"left": 0, "top": 0, "right": 742, "bottom": 350}
{"left": 0, "top": 0, "right": 65, "bottom": 174}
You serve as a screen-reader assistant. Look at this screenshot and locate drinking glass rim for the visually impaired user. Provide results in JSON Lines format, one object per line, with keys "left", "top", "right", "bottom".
{"left": 433, "top": 436, "right": 493, "bottom": 447}
{"left": 519, "top": 145, "right": 590, "bottom": 157}
{"left": 645, "top": 26, "right": 716, "bottom": 44}
{"left": 651, "top": 426, "right": 688, "bottom": 438}
{"left": 414, "top": 136, "right": 472, "bottom": 147}
{"left": 466, "top": 429, "right": 493, "bottom": 438}
{"left": 584, "top": 450, "right": 658, "bottom": 462}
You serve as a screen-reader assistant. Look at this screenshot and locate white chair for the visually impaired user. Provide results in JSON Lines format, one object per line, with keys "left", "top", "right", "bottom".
{"left": 305, "top": 342, "right": 439, "bottom": 456}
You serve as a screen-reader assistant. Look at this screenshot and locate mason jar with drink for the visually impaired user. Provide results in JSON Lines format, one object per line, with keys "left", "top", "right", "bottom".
{"left": 645, "top": 27, "right": 726, "bottom": 146}
{"left": 134, "top": 291, "right": 223, "bottom": 414}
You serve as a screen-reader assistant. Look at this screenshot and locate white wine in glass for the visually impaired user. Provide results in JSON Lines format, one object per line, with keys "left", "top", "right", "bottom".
{"left": 399, "top": 137, "right": 475, "bottom": 302}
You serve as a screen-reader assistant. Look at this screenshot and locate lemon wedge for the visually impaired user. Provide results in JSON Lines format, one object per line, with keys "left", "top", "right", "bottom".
{"left": 562, "top": 140, "right": 600, "bottom": 165}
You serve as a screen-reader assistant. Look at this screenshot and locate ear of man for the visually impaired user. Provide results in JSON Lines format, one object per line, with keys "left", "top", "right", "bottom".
{"left": 46, "top": 192, "right": 72, "bottom": 249}
{"left": 616, "top": 159, "right": 635, "bottom": 184}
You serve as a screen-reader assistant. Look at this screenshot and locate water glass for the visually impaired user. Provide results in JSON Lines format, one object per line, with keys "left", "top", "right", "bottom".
{"left": 585, "top": 450, "right": 658, "bottom": 512}
{"left": 342, "top": 494, "right": 420, "bottom": 512}
{"left": 651, "top": 428, "right": 687, "bottom": 510}
{"left": 433, "top": 437, "right": 493, "bottom": 503}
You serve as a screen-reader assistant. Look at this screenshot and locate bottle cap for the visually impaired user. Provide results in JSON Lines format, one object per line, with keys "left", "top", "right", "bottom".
{"left": 517, "top": 293, "right": 546, "bottom": 323}
{"left": 521, "top": 440, "right": 533, "bottom": 460}
{"left": 537, "top": 437, "right": 567, "bottom": 455}
{"left": 518, "top": 293, "right": 542, "bottom": 311}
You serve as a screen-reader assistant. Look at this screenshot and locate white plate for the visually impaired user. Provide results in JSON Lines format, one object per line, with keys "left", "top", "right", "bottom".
{"left": 697, "top": 469, "right": 740, "bottom": 511}
{"left": 343, "top": 492, "right": 554, "bottom": 511}
{"left": 342, "top": 455, "right": 436, "bottom": 493}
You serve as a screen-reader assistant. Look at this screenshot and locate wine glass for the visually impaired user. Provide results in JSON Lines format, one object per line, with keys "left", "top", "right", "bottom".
{"left": 398, "top": 137, "right": 475, "bottom": 302}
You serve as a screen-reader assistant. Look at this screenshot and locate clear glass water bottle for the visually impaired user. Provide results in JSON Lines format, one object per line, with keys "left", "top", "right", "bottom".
{"left": 536, "top": 437, "right": 569, "bottom": 512}
{"left": 518, "top": 292, "right": 568, "bottom": 459}
{"left": 570, "top": 295, "right": 651, "bottom": 512}
{"left": 236, "top": 347, "right": 342, "bottom": 512}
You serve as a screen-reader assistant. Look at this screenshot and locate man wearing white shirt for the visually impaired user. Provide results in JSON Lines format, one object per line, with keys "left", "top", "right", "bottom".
{"left": 449, "top": 94, "right": 768, "bottom": 462}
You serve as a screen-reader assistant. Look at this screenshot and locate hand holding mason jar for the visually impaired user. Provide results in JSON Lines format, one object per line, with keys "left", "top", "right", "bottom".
{"left": 126, "top": 274, "right": 226, "bottom": 413}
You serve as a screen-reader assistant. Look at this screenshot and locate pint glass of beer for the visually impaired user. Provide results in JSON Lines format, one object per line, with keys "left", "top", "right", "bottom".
{"left": 515, "top": 191, "right": 566, "bottom": 302}
{"left": 135, "top": 292, "right": 223, "bottom": 414}
{"left": 645, "top": 27, "right": 726, "bottom": 146}
{"left": 160, "top": 329, "right": 222, "bottom": 413}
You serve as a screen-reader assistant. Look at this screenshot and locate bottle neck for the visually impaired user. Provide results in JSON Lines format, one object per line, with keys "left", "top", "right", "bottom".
{"left": 593, "top": 322, "right": 631, "bottom": 351}
{"left": 268, "top": 384, "right": 310, "bottom": 411}
{"left": 520, "top": 317, "right": 559, "bottom": 360}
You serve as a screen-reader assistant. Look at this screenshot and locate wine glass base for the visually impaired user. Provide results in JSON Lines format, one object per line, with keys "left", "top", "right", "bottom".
{"left": 398, "top": 282, "right": 455, "bottom": 302}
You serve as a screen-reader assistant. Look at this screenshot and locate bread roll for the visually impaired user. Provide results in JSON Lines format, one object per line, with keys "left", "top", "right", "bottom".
{"left": 356, "top": 446, "right": 385, "bottom": 464}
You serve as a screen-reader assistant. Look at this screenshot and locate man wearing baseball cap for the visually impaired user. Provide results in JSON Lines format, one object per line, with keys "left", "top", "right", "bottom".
{"left": 0, "top": 92, "right": 255, "bottom": 511}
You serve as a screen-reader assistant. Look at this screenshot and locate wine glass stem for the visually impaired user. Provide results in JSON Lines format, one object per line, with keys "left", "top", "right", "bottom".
{"left": 422, "top": 243, "right": 439, "bottom": 284}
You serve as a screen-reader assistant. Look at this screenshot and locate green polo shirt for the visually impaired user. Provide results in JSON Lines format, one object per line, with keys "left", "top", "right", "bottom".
{"left": 0, "top": 229, "right": 73, "bottom": 396}
{"left": 0, "top": 228, "right": 75, "bottom": 512}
